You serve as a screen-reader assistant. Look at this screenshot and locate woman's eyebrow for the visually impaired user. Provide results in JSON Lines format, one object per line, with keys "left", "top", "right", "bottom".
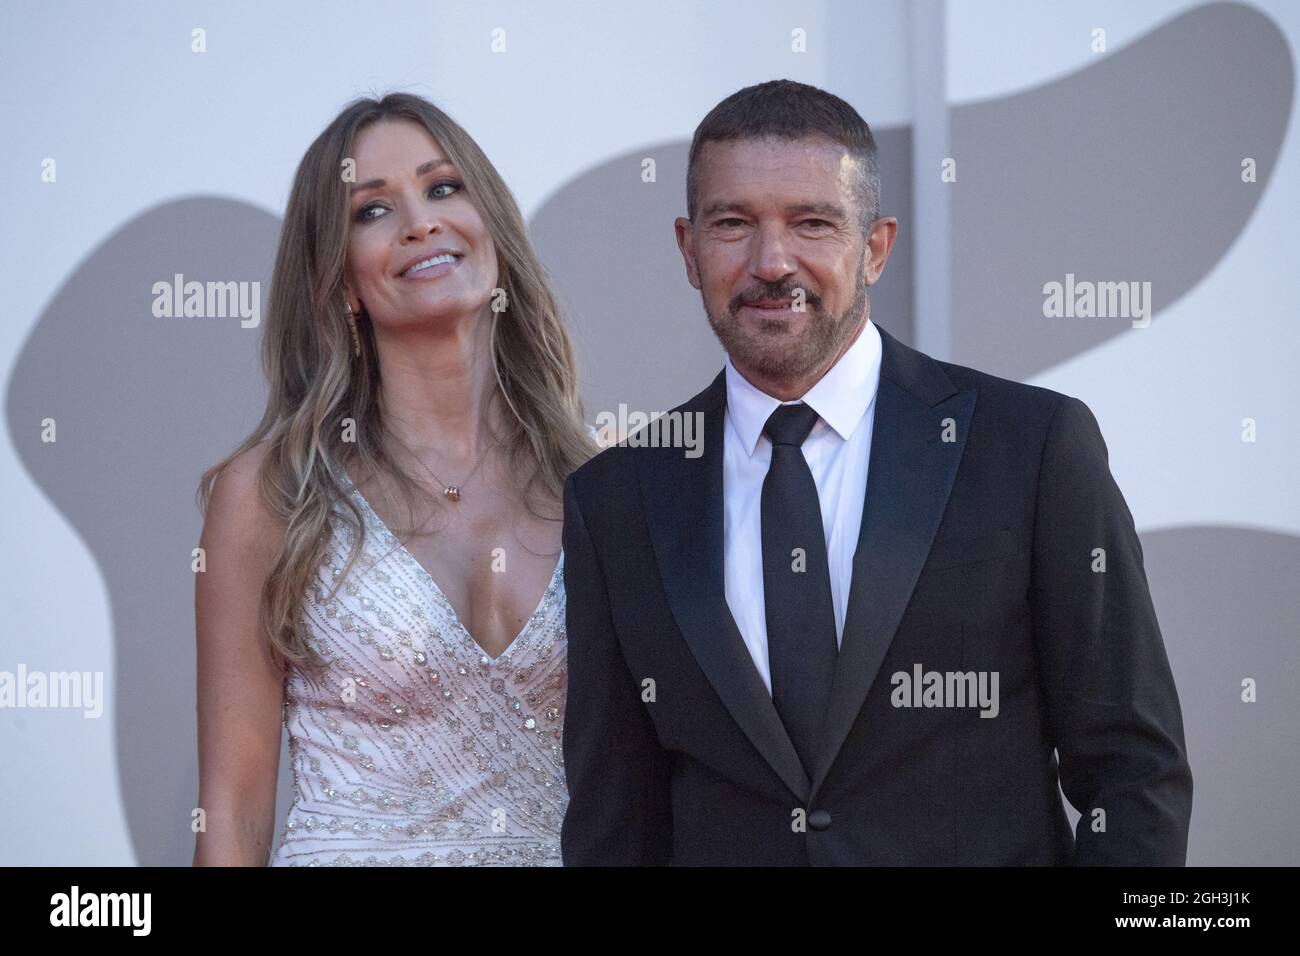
{"left": 351, "top": 158, "right": 456, "bottom": 194}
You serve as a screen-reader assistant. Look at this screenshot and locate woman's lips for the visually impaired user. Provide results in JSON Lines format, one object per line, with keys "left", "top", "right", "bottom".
{"left": 401, "top": 255, "right": 462, "bottom": 281}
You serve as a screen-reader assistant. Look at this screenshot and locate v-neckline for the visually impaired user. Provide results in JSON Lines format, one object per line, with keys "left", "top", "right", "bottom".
{"left": 342, "top": 475, "right": 563, "bottom": 663}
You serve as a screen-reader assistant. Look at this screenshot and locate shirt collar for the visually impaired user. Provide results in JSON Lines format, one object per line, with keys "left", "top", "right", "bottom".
{"left": 725, "top": 318, "right": 883, "bottom": 457}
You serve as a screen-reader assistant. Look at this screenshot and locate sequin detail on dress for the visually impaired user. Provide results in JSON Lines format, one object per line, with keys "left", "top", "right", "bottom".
{"left": 269, "top": 476, "right": 569, "bottom": 867}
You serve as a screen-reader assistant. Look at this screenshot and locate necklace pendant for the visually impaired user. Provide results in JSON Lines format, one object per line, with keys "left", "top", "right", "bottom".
{"left": 444, "top": 486, "right": 461, "bottom": 502}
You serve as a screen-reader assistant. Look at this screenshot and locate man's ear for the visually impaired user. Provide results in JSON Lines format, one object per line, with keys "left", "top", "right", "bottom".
{"left": 864, "top": 217, "right": 898, "bottom": 286}
{"left": 674, "top": 216, "right": 702, "bottom": 290}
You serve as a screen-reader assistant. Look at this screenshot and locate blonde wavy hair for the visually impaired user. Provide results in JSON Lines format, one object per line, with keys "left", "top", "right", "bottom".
{"left": 197, "top": 92, "right": 594, "bottom": 670}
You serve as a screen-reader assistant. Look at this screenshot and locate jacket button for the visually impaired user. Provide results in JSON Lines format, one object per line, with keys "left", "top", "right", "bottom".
{"left": 808, "top": 808, "right": 832, "bottom": 831}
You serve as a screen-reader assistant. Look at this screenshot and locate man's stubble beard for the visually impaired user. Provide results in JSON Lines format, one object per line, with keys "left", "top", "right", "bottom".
{"left": 701, "top": 257, "right": 870, "bottom": 382}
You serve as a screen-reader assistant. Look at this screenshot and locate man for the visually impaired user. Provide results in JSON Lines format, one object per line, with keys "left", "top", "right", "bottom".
{"left": 560, "top": 79, "right": 1192, "bottom": 865}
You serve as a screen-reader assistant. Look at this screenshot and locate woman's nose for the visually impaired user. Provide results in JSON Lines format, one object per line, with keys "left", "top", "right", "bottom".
{"left": 401, "top": 196, "right": 441, "bottom": 240}
{"left": 403, "top": 213, "right": 440, "bottom": 241}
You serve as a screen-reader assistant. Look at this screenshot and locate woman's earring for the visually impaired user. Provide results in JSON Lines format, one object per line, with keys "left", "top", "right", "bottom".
{"left": 344, "top": 302, "right": 361, "bottom": 358}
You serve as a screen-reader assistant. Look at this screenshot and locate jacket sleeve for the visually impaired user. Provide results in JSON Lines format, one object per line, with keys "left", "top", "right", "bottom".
{"left": 1030, "top": 397, "right": 1193, "bottom": 865}
{"left": 560, "top": 472, "right": 673, "bottom": 865}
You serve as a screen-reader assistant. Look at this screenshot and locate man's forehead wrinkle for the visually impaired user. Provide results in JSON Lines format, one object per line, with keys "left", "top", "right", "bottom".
{"left": 701, "top": 197, "right": 848, "bottom": 216}
{"left": 698, "top": 156, "right": 858, "bottom": 207}
{"left": 700, "top": 143, "right": 857, "bottom": 187}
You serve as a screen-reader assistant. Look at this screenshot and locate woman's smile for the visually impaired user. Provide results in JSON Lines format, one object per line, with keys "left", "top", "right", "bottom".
{"left": 399, "top": 252, "right": 463, "bottom": 282}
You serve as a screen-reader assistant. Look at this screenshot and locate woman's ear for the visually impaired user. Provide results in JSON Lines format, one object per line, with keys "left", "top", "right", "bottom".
{"left": 341, "top": 281, "right": 362, "bottom": 316}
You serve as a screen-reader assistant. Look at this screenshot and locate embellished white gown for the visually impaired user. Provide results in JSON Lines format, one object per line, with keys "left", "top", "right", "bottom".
{"left": 269, "top": 475, "right": 569, "bottom": 866}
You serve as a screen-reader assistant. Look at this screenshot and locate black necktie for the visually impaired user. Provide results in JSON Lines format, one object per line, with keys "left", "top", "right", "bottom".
{"left": 761, "top": 402, "right": 838, "bottom": 779}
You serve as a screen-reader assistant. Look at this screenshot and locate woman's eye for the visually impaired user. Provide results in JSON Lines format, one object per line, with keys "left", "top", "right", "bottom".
{"left": 355, "top": 181, "right": 461, "bottom": 222}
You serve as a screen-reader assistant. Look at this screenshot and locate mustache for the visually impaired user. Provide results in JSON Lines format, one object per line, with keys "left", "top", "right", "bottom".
{"left": 730, "top": 281, "right": 821, "bottom": 313}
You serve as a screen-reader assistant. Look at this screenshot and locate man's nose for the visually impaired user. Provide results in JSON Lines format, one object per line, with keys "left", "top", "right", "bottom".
{"left": 749, "top": 228, "right": 795, "bottom": 283}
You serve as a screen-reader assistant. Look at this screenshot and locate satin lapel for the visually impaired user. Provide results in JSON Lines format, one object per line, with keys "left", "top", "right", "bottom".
{"left": 810, "top": 326, "right": 976, "bottom": 797}
{"left": 637, "top": 370, "right": 811, "bottom": 802}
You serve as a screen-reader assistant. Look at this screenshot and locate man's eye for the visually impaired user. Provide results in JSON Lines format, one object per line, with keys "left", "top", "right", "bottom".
{"left": 803, "top": 219, "right": 831, "bottom": 228}
{"left": 716, "top": 218, "right": 745, "bottom": 228}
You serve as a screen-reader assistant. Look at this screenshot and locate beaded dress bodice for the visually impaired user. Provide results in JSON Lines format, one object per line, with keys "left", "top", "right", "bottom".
{"left": 269, "top": 477, "right": 569, "bottom": 867}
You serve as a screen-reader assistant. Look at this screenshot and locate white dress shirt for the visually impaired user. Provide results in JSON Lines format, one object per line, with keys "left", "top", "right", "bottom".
{"left": 722, "top": 318, "right": 883, "bottom": 695}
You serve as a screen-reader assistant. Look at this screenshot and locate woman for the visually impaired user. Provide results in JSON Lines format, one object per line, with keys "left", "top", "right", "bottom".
{"left": 193, "top": 92, "right": 597, "bottom": 866}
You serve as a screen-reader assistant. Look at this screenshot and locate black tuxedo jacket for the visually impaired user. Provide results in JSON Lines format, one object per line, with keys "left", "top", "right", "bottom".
{"left": 560, "top": 323, "right": 1192, "bottom": 865}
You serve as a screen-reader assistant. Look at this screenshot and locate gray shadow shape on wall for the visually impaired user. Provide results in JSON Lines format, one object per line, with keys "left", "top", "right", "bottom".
{"left": 528, "top": 129, "right": 913, "bottom": 420}
{"left": 1138, "top": 526, "right": 1300, "bottom": 866}
{"left": 950, "top": 1, "right": 1293, "bottom": 380}
{"left": 5, "top": 198, "right": 292, "bottom": 865}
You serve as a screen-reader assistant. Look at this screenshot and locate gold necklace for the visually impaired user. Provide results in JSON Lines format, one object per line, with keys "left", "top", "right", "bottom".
{"left": 410, "top": 437, "right": 498, "bottom": 502}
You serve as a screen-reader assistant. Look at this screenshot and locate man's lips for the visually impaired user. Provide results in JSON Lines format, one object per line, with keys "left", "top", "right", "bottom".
{"left": 739, "top": 298, "right": 797, "bottom": 314}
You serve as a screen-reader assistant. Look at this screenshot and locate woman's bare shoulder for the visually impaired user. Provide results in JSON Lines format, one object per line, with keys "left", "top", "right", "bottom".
{"left": 203, "top": 442, "right": 283, "bottom": 553}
